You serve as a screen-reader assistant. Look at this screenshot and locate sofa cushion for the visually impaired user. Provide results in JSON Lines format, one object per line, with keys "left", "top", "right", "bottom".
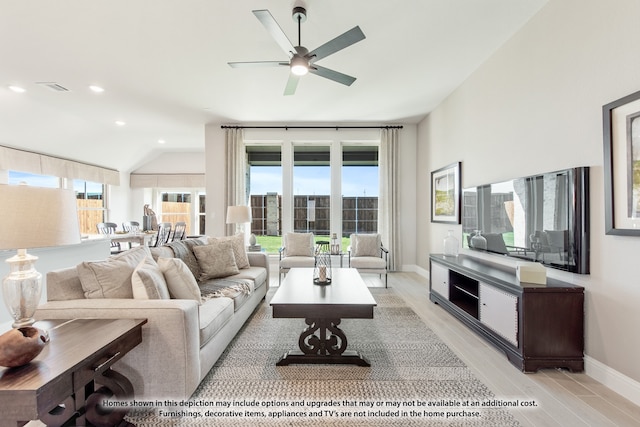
{"left": 279, "top": 256, "right": 315, "bottom": 269}
{"left": 131, "top": 256, "right": 170, "bottom": 300}
{"left": 157, "top": 258, "right": 202, "bottom": 304}
{"left": 198, "top": 297, "right": 234, "bottom": 347}
{"left": 78, "top": 246, "right": 151, "bottom": 299}
{"left": 350, "top": 256, "right": 386, "bottom": 269}
{"left": 208, "top": 234, "right": 249, "bottom": 269}
{"left": 285, "top": 232, "right": 314, "bottom": 256}
{"left": 351, "top": 234, "right": 381, "bottom": 257}
{"left": 199, "top": 278, "right": 254, "bottom": 312}
{"left": 193, "top": 241, "right": 239, "bottom": 280}
{"left": 229, "top": 266, "right": 267, "bottom": 291}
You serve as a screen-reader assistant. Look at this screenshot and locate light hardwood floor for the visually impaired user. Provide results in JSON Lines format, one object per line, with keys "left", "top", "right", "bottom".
{"left": 270, "top": 261, "right": 640, "bottom": 426}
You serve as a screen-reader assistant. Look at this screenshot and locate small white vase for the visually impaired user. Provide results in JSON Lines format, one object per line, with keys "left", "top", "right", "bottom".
{"left": 443, "top": 230, "right": 459, "bottom": 257}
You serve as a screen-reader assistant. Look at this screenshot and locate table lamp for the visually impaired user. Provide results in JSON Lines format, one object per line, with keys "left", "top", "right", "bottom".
{"left": 226, "top": 205, "right": 251, "bottom": 234}
{"left": 0, "top": 184, "right": 81, "bottom": 329}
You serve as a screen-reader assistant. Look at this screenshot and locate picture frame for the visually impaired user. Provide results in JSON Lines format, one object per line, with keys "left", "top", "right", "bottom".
{"left": 430, "top": 162, "right": 461, "bottom": 224}
{"left": 603, "top": 89, "right": 640, "bottom": 235}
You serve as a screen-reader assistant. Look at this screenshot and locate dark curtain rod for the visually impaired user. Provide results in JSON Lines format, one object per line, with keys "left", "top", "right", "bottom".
{"left": 220, "top": 125, "right": 403, "bottom": 130}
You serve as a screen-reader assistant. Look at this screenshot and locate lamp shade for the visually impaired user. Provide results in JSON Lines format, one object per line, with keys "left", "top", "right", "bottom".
{"left": 226, "top": 205, "right": 251, "bottom": 224}
{"left": 0, "top": 184, "right": 81, "bottom": 250}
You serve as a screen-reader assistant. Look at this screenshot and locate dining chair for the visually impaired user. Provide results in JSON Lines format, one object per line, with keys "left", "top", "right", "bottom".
{"left": 172, "top": 221, "right": 187, "bottom": 241}
{"left": 121, "top": 221, "right": 141, "bottom": 249}
{"left": 122, "top": 221, "right": 140, "bottom": 233}
{"left": 152, "top": 222, "right": 172, "bottom": 247}
{"left": 96, "top": 222, "right": 122, "bottom": 253}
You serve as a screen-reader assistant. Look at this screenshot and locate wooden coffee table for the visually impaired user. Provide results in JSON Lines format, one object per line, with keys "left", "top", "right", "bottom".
{"left": 270, "top": 268, "right": 377, "bottom": 366}
{"left": 0, "top": 318, "right": 147, "bottom": 427}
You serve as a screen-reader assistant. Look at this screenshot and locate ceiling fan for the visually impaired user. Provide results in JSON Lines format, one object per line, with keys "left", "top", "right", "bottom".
{"left": 228, "top": 7, "right": 365, "bottom": 95}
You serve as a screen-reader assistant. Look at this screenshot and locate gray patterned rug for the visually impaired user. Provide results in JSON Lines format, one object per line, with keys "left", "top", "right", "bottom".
{"left": 126, "top": 288, "right": 521, "bottom": 426}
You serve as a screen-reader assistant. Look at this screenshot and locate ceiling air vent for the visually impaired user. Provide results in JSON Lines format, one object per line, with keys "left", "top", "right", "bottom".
{"left": 36, "top": 82, "right": 70, "bottom": 92}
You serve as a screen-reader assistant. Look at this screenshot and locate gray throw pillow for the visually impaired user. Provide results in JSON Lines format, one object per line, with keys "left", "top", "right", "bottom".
{"left": 208, "top": 234, "right": 250, "bottom": 269}
{"left": 78, "top": 246, "right": 151, "bottom": 299}
{"left": 193, "top": 241, "right": 240, "bottom": 280}
{"left": 285, "top": 232, "right": 314, "bottom": 256}
{"left": 352, "top": 234, "right": 381, "bottom": 257}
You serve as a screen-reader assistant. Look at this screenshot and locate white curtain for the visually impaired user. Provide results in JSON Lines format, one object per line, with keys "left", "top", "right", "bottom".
{"left": 225, "top": 128, "right": 246, "bottom": 235}
{"left": 379, "top": 128, "right": 400, "bottom": 271}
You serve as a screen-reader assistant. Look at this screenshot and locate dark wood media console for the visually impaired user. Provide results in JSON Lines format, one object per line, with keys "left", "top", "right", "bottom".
{"left": 429, "top": 254, "right": 584, "bottom": 372}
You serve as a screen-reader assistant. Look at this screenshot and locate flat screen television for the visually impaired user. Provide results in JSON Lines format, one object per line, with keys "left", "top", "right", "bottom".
{"left": 461, "top": 167, "right": 590, "bottom": 274}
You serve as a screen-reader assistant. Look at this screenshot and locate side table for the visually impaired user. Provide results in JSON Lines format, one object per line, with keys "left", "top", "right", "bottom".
{"left": 0, "top": 318, "right": 147, "bottom": 427}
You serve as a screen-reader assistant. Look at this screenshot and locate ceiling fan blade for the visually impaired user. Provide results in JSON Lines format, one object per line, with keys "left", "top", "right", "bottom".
{"left": 252, "top": 9, "right": 296, "bottom": 56}
{"left": 308, "top": 26, "right": 366, "bottom": 63}
{"left": 284, "top": 74, "right": 300, "bottom": 96}
{"left": 309, "top": 65, "right": 357, "bottom": 86}
{"left": 228, "top": 61, "right": 288, "bottom": 68}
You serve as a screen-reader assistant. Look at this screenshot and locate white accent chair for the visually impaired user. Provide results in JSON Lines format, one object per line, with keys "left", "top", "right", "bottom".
{"left": 278, "top": 232, "right": 316, "bottom": 284}
{"left": 348, "top": 233, "right": 389, "bottom": 288}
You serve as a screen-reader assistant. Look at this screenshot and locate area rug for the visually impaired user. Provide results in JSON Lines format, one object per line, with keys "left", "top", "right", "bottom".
{"left": 126, "top": 288, "right": 521, "bottom": 426}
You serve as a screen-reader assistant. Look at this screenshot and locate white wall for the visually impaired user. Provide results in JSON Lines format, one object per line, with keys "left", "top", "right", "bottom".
{"left": 418, "top": 0, "right": 640, "bottom": 400}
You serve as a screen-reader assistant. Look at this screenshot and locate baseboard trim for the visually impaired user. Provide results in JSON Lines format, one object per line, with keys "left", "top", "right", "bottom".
{"left": 584, "top": 355, "right": 640, "bottom": 406}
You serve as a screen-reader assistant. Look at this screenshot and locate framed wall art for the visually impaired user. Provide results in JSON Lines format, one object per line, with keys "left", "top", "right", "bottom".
{"left": 430, "top": 162, "right": 461, "bottom": 224}
{"left": 603, "top": 89, "right": 640, "bottom": 235}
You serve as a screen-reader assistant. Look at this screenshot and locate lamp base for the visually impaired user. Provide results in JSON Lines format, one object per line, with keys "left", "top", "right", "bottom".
{"left": 2, "top": 249, "right": 43, "bottom": 329}
{"left": 0, "top": 326, "right": 49, "bottom": 367}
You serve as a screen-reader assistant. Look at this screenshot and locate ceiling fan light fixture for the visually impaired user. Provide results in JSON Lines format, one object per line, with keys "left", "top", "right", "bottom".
{"left": 290, "top": 55, "right": 309, "bottom": 76}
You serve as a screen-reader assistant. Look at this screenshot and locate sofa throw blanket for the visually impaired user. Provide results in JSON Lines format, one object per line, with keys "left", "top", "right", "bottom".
{"left": 166, "top": 239, "right": 204, "bottom": 280}
{"left": 199, "top": 278, "right": 252, "bottom": 303}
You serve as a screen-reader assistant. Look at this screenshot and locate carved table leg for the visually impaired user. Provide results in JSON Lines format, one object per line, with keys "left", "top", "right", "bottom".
{"left": 85, "top": 369, "right": 135, "bottom": 427}
{"left": 277, "top": 318, "right": 370, "bottom": 366}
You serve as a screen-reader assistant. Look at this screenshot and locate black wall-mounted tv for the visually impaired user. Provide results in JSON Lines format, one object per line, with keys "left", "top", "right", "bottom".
{"left": 461, "top": 167, "right": 590, "bottom": 274}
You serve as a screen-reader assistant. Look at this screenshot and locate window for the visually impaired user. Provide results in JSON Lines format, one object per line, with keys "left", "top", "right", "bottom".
{"left": 342, "top": 146, "right": 379, "bottom": 237}
{"left": 8, "top": 171, "right": 59, "bottom": 188}
{"left": 293, "top": 145, "right": 331, "bottom": 236}
{"left": 161, "top": 192, "right": 192, "bottom": 235}
{"left": 247, "top": 145, "right": 282, "bottom": 252}
{"left": 74, "top": 179, "right": 106, "bottom": 235}
{"left": 245, "top": 140, "right": 379, "bottom": 254}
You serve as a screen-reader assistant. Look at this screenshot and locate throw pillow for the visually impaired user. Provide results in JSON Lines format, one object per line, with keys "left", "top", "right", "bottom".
{"left": 285, "top": 232, "right": 314, "bottom": 256}
{"left": 78, "top": 246, "right": 151, "bottom": 299}
{"left": 131, "top": 257, "right": 170, "bottom": 300}
{"left": 157, "top": 257, "right": 202, "bottom": 304}
{"left": 352, "top": 234, "right": 381, "bottom": 257}
{"left": 208, "top": 234, "right": 250, "bottom": 269}
{"left": 193, "top": 241, "right": 240, "bottom": 280}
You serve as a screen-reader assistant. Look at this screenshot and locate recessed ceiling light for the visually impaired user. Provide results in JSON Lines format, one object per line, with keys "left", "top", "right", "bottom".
{"left": 115, "top": 120, "right": 126, "bottom": 126}
{"left": 89, "top": 85, "right": 104, "bottom": 93}
{"left": 158, "top": 139, "right": 166, "bottom": 144}
{"left": 8, "top": 85, "right": 26, "bottom": 93}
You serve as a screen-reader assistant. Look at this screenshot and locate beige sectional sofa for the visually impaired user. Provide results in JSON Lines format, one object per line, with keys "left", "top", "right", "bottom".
{"left": 35, "top": 236, "right": 268, "bottom": 400}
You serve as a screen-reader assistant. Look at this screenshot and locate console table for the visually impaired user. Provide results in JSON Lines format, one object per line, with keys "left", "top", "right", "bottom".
{"left": 0, "top": 318, "right": 147, "bottom": 426}
{"left": 429, "top": 254, "right": 584, "bottom": 372}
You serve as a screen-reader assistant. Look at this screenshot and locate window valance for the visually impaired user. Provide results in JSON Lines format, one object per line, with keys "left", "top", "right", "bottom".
{"left": 129, "top": 174, "right": 205, "bottom": 188}
{"left": 0, "top": 145, "right": 120, "bottom": 185}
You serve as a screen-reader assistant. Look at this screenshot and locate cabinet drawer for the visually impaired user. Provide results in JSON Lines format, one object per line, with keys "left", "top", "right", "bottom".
{"left": 479, "top": 283, "right": 518, "bottom": 347}
{"left": 430, "top": 262, "right": 449, "bottom": 299}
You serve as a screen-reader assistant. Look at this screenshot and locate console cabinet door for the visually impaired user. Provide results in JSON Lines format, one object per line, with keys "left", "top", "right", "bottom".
{"left": 479, "top": 283, "right": 518, "bottom": 347}
{"left": 430, "top": 262, "right": 449, "bottom": 299}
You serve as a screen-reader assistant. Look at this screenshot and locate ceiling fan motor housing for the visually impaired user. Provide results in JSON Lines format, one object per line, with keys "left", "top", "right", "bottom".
{"left": 292, "top": 6, "right": 307, "bottom": 23}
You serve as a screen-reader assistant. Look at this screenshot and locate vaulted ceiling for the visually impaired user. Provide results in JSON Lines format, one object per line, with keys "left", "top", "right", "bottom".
{"left": 0, "top": 0, "right": 548, "bottom": 171}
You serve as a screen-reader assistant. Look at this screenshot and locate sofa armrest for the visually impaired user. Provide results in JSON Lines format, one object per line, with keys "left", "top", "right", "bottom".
{"left": 35, "top": 298, "right": 201, "bottom": 400}
{"left": 247, "top": 251, "right": 269, "bottom": 291}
